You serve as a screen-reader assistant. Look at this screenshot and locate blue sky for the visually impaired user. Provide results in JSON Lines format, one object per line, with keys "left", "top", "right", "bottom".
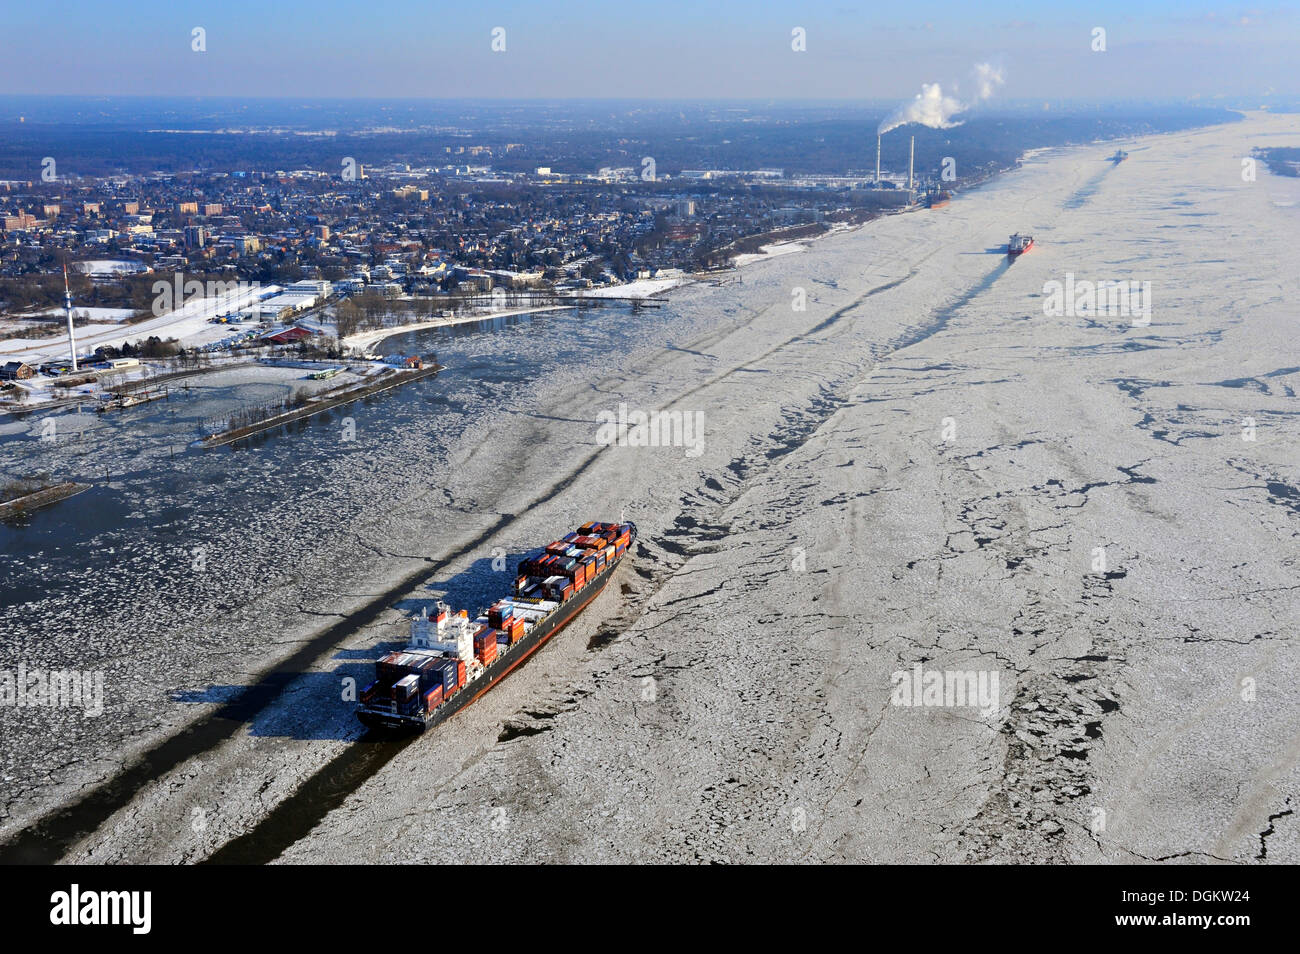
{"left": 3, "top": 1, "right": 1294, "bottom": 100}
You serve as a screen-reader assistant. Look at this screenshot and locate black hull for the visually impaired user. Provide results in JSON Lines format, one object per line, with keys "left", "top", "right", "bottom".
{"left": 357, "top": 541, "right": 629, "bottom": 734}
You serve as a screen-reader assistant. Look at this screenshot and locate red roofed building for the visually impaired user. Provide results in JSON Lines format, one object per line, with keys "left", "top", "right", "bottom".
{"left": 262, "top": 326, "right": 313, "bottom": 345}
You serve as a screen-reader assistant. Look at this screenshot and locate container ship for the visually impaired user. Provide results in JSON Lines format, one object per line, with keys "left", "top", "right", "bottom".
{"left": 357, "top": 520, "right": 636, "bottom": 732}
{"left": 1007, "top": 233, "right": 1034, "bottom": 259}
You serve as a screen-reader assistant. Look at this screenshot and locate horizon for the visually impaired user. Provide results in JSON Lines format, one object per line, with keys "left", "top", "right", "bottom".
{"left": 4, "top": 1, "right": 1297, "bottom": 100}
{"left": 0, "top": 93, "right": 1285, "bottom": 105}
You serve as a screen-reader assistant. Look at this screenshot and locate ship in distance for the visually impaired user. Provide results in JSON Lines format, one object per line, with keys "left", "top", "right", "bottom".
{"left": 924, "top": 186, "right": 951, "bottom": 209}
{"left": 1007, "top": 233, "right": 1034, "bottom": 258}
{"left": 357, "top": 520, "right": 637, "bottom": 732}
{"left": 1109, "top": 148, "right": 1129, "bottom": 163}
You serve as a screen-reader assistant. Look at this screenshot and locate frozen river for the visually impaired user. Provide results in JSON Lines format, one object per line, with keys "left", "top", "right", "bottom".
{"left": 2, "top": 113, "right": 1297, "bottom": 864}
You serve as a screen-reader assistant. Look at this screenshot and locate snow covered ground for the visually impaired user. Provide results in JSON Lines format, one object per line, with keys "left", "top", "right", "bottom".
{"left": 39, "top": 307, "right": 137, "bottom": 323}
{"left": 4, "top": 113, "right": 1298, "bottom": 865}
{"left": 73, "top": 260, "right": 149, "bottom": 277}
{"left": 585, "top": 276, "right": 689, "bottom": 298}
{"left": 730, "top": 239, "right": 808, "bottom": 268}
{"left": 0, "top": 283, "right": 280, "bottom": 365}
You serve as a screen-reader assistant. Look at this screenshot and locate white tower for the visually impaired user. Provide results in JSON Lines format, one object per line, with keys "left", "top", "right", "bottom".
{"left": 63, "top": 264, "right": 79, "bottom": 371}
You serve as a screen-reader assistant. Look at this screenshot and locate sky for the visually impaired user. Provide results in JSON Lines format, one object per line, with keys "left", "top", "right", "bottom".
{"left": 2, "top": 0, "right": 1296, "bottom": 101}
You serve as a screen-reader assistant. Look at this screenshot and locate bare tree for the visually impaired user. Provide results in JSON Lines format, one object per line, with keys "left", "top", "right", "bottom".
{"left": 335, "top": 299, "right": 363, "bottom": 339}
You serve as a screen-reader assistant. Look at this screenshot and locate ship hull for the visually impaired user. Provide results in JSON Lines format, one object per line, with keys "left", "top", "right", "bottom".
{"left": 357, "top": 545, "right": 627, "bottom": 733}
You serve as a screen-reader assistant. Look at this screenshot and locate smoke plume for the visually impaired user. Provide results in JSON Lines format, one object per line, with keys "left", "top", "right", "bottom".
{"left": 878, "top": 62, "right": 1005, "bottom": 135}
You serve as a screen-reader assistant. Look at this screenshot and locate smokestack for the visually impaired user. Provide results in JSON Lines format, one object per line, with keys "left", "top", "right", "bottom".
{"left": 876, "top": 133, "right": 882, "bottom": 184}
{"left": 63, "top": 264, "right": 78, "bottom": 372}
{"left": 908, "top": 136, "right": 915, "bottom": 193}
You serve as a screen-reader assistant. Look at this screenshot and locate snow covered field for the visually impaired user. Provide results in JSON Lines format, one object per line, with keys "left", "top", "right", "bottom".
{"left": 39, "top": 307, "right": 137, "bottom": 323}
{"left": 0, "top": 283, "right": 280, "bottom": 365}
{"left": 585, "top": 276, "right": 689, "bottom": 298}
{"left": 3, "top": 113, "right": 1297, "bottom": 865}
{"left": 730, "top": 240, "right": 808, "bottom": 268}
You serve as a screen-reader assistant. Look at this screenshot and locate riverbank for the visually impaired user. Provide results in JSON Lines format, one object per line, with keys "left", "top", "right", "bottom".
{"left": 0, "top": 481, "right": 91, "bottom": 518}
{"left": 340, "top": 304, "right": 574, "bottom": 352}
{"left": 0, "top": 358, "right": 253, "bottom": 417}
{"left": 198, "top": 362, "right": 443, "bottom": 448}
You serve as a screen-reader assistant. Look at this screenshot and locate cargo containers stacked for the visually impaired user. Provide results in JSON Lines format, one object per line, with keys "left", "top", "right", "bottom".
{"left": 474, "top": 629, "right": 498, "bottom": 665}
{"left": 364, "top": 648, "right": 466, "bottom": 721}
{"left": 505, "top": 614, "right": 524, "bottom": 644}
{"left": 357, "top": 520, "right": 637, "bottom": 731}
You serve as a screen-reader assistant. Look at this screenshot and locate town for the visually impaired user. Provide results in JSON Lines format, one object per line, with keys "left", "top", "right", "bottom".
{"left": 0, "top": 138, "right": 954, "bottom": 399}
{"left": 0, "top": 156, "right": 920, "bottom": 333}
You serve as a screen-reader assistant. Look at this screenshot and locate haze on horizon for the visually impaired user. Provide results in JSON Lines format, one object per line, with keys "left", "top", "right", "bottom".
{"left": 2, "top": 0, "right": 1295, "bottom": 102}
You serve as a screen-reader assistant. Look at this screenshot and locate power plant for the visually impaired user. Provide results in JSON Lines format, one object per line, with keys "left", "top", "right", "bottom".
{"left": 908, "top": 135, "right": 915, "bottom": 192}
{"left": 874, "top": 130, "right": 917, "bottom": 199}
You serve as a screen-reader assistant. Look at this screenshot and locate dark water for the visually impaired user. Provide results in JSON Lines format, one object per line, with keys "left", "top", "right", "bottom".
{"left": 0, "top": 305, "right": 675, "bottom": 624}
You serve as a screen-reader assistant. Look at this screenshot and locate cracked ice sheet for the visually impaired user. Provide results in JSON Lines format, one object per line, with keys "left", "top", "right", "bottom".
{"left": 266, "top": 114, "right": 1297, "bottom": 864}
